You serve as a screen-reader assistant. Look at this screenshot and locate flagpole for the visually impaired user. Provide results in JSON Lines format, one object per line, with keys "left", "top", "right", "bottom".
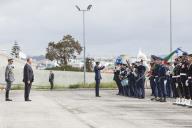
{"left": 170, "top": 0, "right": 173, "bottom": 61}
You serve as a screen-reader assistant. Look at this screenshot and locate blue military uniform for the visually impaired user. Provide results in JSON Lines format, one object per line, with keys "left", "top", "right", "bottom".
{"left": 180, "top": 61, "right": 189, "bottom": 99}
{"left": 188, "top": 63, "right": 192, "bottom": 100}
{"left": 128, "top": 71, "right": 136, "bottom": 97}
{"left": 94, "top": 65, "right": 105, "bottom": 97}
{"left": 149, "top": 63, "right": 155, "bottom": 96}
{"left": 158, "top": 64, "right": 167, "bottom": 102}
{"left": 154, "top": 64, "right": 161, "bottom": 99}
{"left": 119, "top": 67, "right": 129, "bottom": 96}
{"left": 114, "top": 66, "right": 123, "bottom": 95}
{"left": 136, "top": 64, "right": 146, "bottom": 98}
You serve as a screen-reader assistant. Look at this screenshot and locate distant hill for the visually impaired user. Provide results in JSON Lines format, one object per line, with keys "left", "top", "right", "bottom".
{"left": 31, "top": 55, "right": 46, "bottom": 61}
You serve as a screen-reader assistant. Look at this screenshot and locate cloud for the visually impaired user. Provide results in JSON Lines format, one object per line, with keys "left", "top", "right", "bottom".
{"left": 0, "top": 0, "right": 191, "bottom": 57}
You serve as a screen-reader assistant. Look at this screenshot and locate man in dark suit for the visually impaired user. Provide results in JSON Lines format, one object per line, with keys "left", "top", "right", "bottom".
{"left": 49, "top": 71, "right": 54, "bottom": 90}
{"left": 94, "top": 62, "right": 105, "bottom": 97}
{"left": 23, "top": 58, "right": 34, "bottom": 101}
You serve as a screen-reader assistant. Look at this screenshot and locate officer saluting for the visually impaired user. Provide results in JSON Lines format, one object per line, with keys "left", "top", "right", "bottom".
{"left": 5, "top": 58, "right": 15, "bottom": 101}
{"left": 94, "top": 62, "right": 105, "bottom": 97}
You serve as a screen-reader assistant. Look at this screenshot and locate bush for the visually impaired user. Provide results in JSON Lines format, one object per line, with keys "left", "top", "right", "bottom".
{"left": 3, "top": 82, "right": 117, "bottom": 90}
{"left": 12, "top": 84, "right": 24, "bottom": 90}
{"left": 46, "top": 65, "right": 83, "bottom": 72}
{"left": 69, "top": 82, "right": 117, "bottom": 89}
{"left": 68, "top": 84, "right": 80, "bottom": 89}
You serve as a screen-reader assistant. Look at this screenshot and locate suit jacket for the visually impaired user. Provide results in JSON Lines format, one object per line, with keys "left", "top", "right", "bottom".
{"left": 94, "top": 66, "right": 105, "bottom": 80}
{"left": 49, "top": 73, "right": 54, "bottom": 82}
{"left": 23, "top": 63, "right": 34, "bottom": 83}
{"left": 5, "top": 64, "right": 15, "bottom": 82}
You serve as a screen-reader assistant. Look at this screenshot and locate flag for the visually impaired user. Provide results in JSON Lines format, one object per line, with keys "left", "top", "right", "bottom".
{"left": 163, "top": 48, "right": 180, "bottom": 62}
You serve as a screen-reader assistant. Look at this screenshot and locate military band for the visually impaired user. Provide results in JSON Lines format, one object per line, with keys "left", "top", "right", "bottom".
{"left": 113, "top": 60, "right": 147, "bottom": 98}
{"left": 113, "top": 53, "right": 192, "bottom": 107}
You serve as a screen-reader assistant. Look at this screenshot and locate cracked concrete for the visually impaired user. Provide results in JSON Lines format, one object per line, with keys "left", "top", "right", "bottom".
{"left": 0, "top": 89, "right": 192, "bottom": 128}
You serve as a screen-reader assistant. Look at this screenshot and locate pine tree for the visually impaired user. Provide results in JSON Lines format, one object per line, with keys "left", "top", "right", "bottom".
{"left": 11, "top": 41, "right": 21, "bottom": 58}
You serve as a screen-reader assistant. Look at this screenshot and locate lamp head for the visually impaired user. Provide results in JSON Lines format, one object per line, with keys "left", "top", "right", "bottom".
{"left": 75, "top": 5, "right": 81, "bottom": 11}
{"left": 87, "top": 5, "right": 92, "bottom": 11}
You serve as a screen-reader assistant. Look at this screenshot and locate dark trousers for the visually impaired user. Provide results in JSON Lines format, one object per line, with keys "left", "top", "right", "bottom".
{"left": 135, "top": 81, "right": 140, "bottom": 98}
{"left": 171, "top": 78, "right": 178, "bottom": 98}
{"left": 177, "top": 83, "right": 183, "bottom": 98}
{"left": 166, "top": 76, "right": 172, "bottom": 97}
{"left": 115, "top": 79, "right": 123, "bottom": 95}
{"left": 5, "top": 90, "right": 9, "bottom": 99}
{"left": 188, "top": 79, "right": 192, "bottom": 100}
{"left": 155, "top": 78, "right": 161, "bottom": 97}
{"left": 136, "top": 78, "right": 145, "bottom": 98}
{"left": 150, "top": 77, "right": 155, "bottom": 96}
{"left": 125, "top": 85, "right": 130, "bottom": 96}
{"left": 140, "top": 79, "right": 145, "bottom": 98}
{"left": 153, "top": 78, "right": 158, "bottom": 98}
{"left": 159, "top": 77, "right": 166, "bottom": 99}
{"left": 50, "top": 81, "right": 54, "bottom": 90}
{"left": 95, "top": 80, "right": 100, "bottom": 97}
{"left": 180, "top": 76, "right": 189, "bottom": 98}
{"left": 129, "top": 80, "right": 135, "bottom": 97}
{"left": 5, "top": 82, "right": 12, "bottom": 99}
{"left": 25, "top": 82, "right": 32, "bottom": 100}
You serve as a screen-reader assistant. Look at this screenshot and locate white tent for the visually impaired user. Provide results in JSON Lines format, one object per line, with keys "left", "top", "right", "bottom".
{"left": 19, "top": 51, "right": 27, "bottom": 59}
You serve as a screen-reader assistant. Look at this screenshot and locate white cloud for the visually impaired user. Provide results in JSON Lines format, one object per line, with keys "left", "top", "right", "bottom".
{"left": 0, "top": 0, "right": 191, "bottom": 57}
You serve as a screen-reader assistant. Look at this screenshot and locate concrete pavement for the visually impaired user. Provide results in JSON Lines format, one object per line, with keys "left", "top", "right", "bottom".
{"left": 0, "top": 89, "right": 192, "bottom": 128}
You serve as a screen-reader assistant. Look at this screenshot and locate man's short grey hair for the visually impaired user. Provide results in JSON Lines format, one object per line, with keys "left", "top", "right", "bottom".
{"left": 27, "top": 58, "right": 32, "bottom": 62}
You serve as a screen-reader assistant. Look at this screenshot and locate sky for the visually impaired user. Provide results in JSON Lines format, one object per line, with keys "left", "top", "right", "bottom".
{"left": 0, "top": 0, "right": 192, "bottom": 57}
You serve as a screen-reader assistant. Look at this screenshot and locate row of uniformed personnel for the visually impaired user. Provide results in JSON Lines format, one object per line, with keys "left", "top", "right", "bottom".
{"left": 113, "top": 60, "right": 146, "bottom": 99}
{"left": 149, "top": 53, "right": 192, "bottom": 105}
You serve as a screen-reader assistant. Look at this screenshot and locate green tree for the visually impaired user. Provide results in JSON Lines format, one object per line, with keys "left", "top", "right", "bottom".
{"left": 46, "top": 35, "right": 83, "bottom": 66}
{"left": 11, "top": 41, "right": 21, "bottom": 58}
{"left": 86, "top": 57, "right": 94, "bottom": 72}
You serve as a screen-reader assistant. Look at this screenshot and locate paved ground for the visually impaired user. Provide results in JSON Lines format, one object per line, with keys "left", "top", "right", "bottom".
{"left": 0, "top": 89, "right": 192, "bottom": 128}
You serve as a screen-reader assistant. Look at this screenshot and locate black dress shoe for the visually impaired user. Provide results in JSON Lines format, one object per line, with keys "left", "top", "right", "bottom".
{"left": 25, "top": 99, "right": 32, "bottom": 102}
{"left": 160, "top": 99, "right": 166, "bottom": 102}
{"left": 5, "top": 99, "right": 12, "bottom": 101}
{"left": 155, "top": 98, "right": 161, "bottom": 101}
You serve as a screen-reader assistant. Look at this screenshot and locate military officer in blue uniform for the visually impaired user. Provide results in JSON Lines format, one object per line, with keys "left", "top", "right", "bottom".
{"left": 136, "top": 60, "right": 146, "bottom": 99}
{"left": 150, "top": 56, "right": 162, "bottom": 101}
{"left": 94, "top": 62, "right": 105, "bottom": 97}
{"left": 158, "top": 61, "right": 167, "bottom": 102}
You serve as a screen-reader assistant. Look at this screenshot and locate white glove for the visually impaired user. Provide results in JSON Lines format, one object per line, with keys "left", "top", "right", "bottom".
{"left": 164, "top": 80, "right": 167, "bottom": 85}
{"left": 186, "top": 80, "right": 189, "bottom": 87}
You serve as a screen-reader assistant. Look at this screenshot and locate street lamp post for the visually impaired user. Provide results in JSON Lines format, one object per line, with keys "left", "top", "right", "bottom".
{"left": 76, "top": 5, "right": 92, "bottom": 85}
{"left": 170, "top": 0, "right": 173, "bottom": 53}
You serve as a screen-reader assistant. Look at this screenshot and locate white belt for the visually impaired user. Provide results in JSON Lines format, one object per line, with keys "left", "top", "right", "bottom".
{"left": 188, "top": 77, "right": 192, "bottom": 79}
{"left": 172, "top": 76, "right": 178, "bottom": 78}
{"left": 180, "top": 73, "right": 187, "bottom": 76}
